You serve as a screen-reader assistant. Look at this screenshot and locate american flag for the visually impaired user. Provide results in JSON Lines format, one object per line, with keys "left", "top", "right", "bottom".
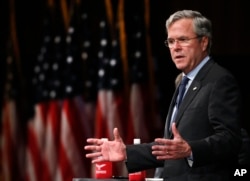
{"left": 126, "top": 4, "right": 152, "bottom": 143}
{"left": 94, "top": 9, "right": 129, "bottom": 175}
{"left": 1, "top": 40, "right": 26, "bottom": 181}
{"left": 25, "top": 3, "right": 63, "bottom": 181}
{"left": 55, "top": 2, "right": 95, "bottom": 180}
{"left": 25, "top": 1, "right": 94, "bottom": 180}
{"left": 25, "top": 102, "right": 50, "bottom": 181}
{"left": 94, "top": 18, "right": 126, "bottom": 140}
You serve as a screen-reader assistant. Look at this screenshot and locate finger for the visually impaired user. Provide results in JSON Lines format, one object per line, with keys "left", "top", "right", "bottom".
{"left": 152, "top": 143, "right": 165, "bottom": 151}
{"left": 92, "top": 156, "right": 105, "bottom": 163}
{"left": 152, "top": 149, "right": 168, "bottom": 156}
{"left": 85, "top": 151, "right": 102, "bottom": 158}
{"left": 86, "top": 138, "right": 99, "bottom": 144}
{"left": 155, "top": 153, "right": 172, "bottom": 160}
{"left": 171, "top": 122, "right": 181, "bottom": 138}
{"left": 154, "top": 138, "right": 167, "bottom": 144}
{"left": 113, "top": 127, "right": 121, "bottom": 141}
{"left": 152, "top": 144, "right": 169, "bottom": 155}
{"left": 84, "top": 145, "right": 95, "bottom": 150}
{"left": 84, "top": 145, "right": 101, "bottom": 152}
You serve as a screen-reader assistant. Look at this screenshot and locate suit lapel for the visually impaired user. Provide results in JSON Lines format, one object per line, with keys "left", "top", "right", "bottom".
{"left": 164, "top": 89, "right": 179, "bottom": 138}
{"left": 168, "top": 81, "right": 201, "bottom": 138}
{"left": 168, "top": 59, "right": 215, "bottom": 138}
{"left": 176, "top": 59, "right": 215, "bottom": 123}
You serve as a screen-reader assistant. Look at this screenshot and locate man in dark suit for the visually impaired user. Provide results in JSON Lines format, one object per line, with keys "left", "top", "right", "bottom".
{"left": 85, "top": 10, "right": 242, "bottom": 181}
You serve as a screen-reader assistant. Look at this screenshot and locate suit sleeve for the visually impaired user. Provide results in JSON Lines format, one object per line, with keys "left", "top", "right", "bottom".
{"left": 125, "top": 142, "right": 164, "bottom": 173}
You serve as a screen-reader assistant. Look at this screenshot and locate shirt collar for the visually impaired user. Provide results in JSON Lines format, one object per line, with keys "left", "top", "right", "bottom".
{"left": 183, "top": 56, "right": 210, "bottom": 81}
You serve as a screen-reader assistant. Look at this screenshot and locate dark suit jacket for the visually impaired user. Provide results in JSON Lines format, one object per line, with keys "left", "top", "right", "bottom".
{"left": 125, "top": 59, "right": 242, "bottom": 181}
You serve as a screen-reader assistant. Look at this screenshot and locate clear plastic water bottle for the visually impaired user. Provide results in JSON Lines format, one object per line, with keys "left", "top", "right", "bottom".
{"left": 128, "top": 138, "right": 146, "bottom": 181}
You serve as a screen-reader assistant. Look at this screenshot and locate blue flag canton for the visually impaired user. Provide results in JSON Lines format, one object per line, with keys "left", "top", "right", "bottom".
{"left": 127, "top": 14, "right": 148, "bottom": 85}
{"left": 97, "top": 19, "right": 124, "bottom": 92}
{"left": 4, "top": 41, "right": 20, "bottom": 100}
{"left": 32, "top": 5, "right": 66, "bottom": 102}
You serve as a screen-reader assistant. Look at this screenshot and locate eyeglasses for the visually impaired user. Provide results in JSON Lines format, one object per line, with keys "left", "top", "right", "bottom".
{"left": 164, "top": 36, "right": 201, "bottom": 48}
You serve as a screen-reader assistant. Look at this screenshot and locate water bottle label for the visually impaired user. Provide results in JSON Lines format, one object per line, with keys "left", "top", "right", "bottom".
{"left": 95, "top": 162, "right": 112, "bottom": 178}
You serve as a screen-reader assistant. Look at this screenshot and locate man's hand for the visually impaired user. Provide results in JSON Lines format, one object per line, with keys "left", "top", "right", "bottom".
{"left": 152, "top": 123, "right": 192, "bottom": 160}
{"left": 84, "top": 128, "right": 127, "bottom": 163}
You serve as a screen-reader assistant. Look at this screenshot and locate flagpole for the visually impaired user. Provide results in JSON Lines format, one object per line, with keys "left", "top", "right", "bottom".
{"left": 104, "top": 0, "right": 115, "bottom": 38}
{"left": 4, "top": 1, "right": 26, "bottom": 180}
{"left": 117, "top": 0, "right": 129, "bottom": 102}
{"left": 9, "top": 0, "right": 20, "bottom": 76}
{"left": 60, "top": 0, "right": 70, "bottom": 31}
{"left": 144, "top": 0, "right": 157, "bottom": 136}
{"left": 47, "top": 0, "right": 54, "bottom": 8}
{"left": 9, "top": 0, "right": 27, "bottom": 114}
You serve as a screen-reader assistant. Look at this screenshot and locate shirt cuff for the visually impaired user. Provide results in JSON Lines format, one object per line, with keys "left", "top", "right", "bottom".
{"left": 187, "top": 152, "right": 193, "bottom": 167}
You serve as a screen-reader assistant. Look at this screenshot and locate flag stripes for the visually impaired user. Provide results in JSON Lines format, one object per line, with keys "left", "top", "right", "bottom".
{"left": 42, "top": 100, "right": 62, "bottom": 181}
{"left": 57, "top": 97, "right": 87, "bottom": 180}
{"left": 25, "top": 102, "right": 48, "bottom": 181}
{"left": 1, "top": 100, "right": 18, "bottom": 181}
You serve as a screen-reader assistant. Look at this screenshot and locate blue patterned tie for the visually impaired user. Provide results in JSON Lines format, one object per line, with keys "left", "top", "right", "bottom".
{"left": 176, "top": 76, "right": 189, "bottom": 108}
{"left": 166, "top": 76, "right": 189, "bottom": 133}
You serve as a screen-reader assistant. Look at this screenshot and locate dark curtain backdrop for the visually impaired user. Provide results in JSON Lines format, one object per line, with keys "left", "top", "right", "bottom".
{"left": 1, "top": 0, "right": 249, "bottom": 132}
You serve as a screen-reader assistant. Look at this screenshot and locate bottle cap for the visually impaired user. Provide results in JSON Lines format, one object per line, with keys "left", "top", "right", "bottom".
{"left": 133, "top": 138, "right": 141, "bottom": 144}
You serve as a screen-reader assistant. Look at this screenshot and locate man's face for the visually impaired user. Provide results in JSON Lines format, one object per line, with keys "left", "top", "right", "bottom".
{"left": 167, "top": 18, "right": 208, "bottom": 74}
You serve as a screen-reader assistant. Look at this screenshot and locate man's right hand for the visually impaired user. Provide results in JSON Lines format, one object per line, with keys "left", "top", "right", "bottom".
{"left": 84, "top": 128, "right": 127, "bottom": 163}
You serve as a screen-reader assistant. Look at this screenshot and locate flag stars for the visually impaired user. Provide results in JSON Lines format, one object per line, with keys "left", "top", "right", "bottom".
{"left": 135, "top": 31, "right": 142, "bottom": 39}
{"left": 110, "top": 58, "right": 117, "bottom": 66}
{"left": 98, "top": 51, "right": 104, "bottom": 59}
{"left": 98, "top": 69, "right": 105, "bottom": 77}
{"left": 39, "top": 74, "right": 45, "bottom": 81}
{"left": 83, "top": 40, "right": 90, "bottom": 48}
{"left": 66, "top": 35, "right": 72, "bottom": 43}
{"left": 110, "top": 79, "right": 118, "bottom": 86}
{"left": 65, "top": 85, "right": 73, "bottom": 93}
{"left": 134, "top": 51, "right": 141, "bottom": 58}
{"left": 85, "top": 80, "right": 92, "bottom": 88}
{"left": 52, "top": 63, "right": 59, "bottom": 70}
{"left": 100, "top": 39, "right": 108, "bottom": 47}
{"left": 68, "top": 27, "right": 74, "bottom": 34}
{"left": 49, "top": 90, "right": 56, "bottom": 98}
{"left": 81, "top": 13, "right": 88, "bottom": 20}
{"left": 66, "top": 56, "right": 73, "bottom": 64}
{"left": 99, "top": 20, "right": 106, "bottom": 28}
{"left": 54, "top": 36, "right": 61, "bottom": 44}
{"left": 34, "top": 65, "right": 40, "bottom": 73}
{"left": 112, "top": 40, "right": 118, "bottom": 46}
{"left": 81, "top": 52, "right": 88, "bottom": 60}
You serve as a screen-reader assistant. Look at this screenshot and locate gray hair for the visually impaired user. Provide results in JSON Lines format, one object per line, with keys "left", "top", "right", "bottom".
{"left": 166, "top": 10, "right": 212, "bottom": 53}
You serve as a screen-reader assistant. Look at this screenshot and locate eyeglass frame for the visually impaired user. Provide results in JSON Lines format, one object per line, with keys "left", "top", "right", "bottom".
{"left": 164, "top": 36, "right": 202, "bottom": 48}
